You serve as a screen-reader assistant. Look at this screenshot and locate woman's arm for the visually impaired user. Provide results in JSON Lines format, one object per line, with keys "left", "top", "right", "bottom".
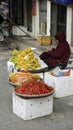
{"left": 47, "top": 44, "right": 66, "bottom": 59}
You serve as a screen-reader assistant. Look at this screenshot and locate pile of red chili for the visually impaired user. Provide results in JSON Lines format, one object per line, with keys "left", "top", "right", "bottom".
{"left": 15, "top": 79, "right": 53, "bottom": 95}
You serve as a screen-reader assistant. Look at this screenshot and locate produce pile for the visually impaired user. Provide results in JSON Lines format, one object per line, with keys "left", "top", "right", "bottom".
{"left": 9, "top": 70, "right": 41, "bottom": 86}
{"left": 9, "top": 48, "right": 40, "bottom": 70}
{"left": 9, "top": 70, "right": 54, "bottom": 96}
{"left": 14, "top": 78, "right": 53, "bottom": 96}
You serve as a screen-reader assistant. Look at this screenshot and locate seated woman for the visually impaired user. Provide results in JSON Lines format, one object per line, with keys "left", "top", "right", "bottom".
{"left": 39, "top": 32, "right": 71, "bottom": 70}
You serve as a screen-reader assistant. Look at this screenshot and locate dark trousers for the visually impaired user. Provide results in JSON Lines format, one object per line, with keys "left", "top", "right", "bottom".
{"left": 39, "top": 52, "right": 55, "bottom": 70}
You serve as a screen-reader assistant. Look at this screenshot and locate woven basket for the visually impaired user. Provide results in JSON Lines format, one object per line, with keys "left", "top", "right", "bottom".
{"left": 8, "top": 79, "right": 22, "bottom": 87}
{"left": 13, "top": 87, "right": 54, "bottom": 98}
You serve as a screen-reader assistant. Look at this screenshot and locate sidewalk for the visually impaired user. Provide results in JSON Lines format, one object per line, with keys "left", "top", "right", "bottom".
{"left": 9, "top": 36, "right": 73, "bottom": 58}
{"left": 0, "top": 37, "right": 73, "bottom": 130}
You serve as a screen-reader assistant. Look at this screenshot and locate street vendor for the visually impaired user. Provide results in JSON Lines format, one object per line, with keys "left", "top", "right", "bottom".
{"left": 39, "top": 32, "right": 71, "bottom": 70}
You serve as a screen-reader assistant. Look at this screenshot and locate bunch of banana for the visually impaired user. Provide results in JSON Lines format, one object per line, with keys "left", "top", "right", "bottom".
{"left": 9, "top": 47, "right": 41, "bottom": 70}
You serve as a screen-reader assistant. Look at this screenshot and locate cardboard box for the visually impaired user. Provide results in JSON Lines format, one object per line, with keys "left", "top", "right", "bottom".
{"left": 13, "top": 92, "right": 54, "bottom": 120}
{"left": 37, "top": 35, "right": 51, "bottom": 45}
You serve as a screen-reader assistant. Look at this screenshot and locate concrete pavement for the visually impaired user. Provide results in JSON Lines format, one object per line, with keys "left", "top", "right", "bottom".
{"left": 0, "top": 39, "right": 73, "bottom": 130}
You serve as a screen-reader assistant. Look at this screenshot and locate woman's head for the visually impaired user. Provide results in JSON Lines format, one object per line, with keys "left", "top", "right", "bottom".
{"left": 55, "top": 32, "right": 66, "bottom": 44}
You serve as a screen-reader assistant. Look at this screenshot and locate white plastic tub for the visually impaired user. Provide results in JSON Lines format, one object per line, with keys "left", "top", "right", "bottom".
{"left": 13, "top": 92, "right": 54, "bottom": 120}
{"left": 43, "top": 71, "right": 73, "bottom": 98}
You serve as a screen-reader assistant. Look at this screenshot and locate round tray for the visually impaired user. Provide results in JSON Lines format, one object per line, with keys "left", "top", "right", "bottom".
{"left": 17, "top": 67, "right": 48, "bottom": 73}
{"left": 13, "top": 87, "right": 54, "bottom": 98}
{"left": 28, "top": 67, "right": 48, "bottom": 73}
{"left": 8, "top": 79, "right": 21, "bottom": 87}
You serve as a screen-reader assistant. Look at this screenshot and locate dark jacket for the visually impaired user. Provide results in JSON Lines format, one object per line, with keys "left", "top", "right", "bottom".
{"left": 39, "top": 32, "right": 71, "bottom": 68}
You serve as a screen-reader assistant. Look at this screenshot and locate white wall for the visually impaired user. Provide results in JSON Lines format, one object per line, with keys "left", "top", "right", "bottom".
{"left": 30, "top": 0, "right": 39, "bottom": 38}
{"left": 34, "top": 0, "right": 39, "bottom": 37}
{"left": 71, "top": 9, "right": 73, "bottom": 46}
{"left": 33, "top": 0, "right": 51, "bottom": 38}
{"left": 66, "top": 7, "right": 72, "bottom": 45}
{"left": 47, "top": 0, "right": 51, "bottom": 35}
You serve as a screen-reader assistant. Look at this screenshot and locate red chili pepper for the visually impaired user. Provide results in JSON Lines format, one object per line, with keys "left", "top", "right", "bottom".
{"left": 15, "top": 79, "right": 53, "bottom": 95}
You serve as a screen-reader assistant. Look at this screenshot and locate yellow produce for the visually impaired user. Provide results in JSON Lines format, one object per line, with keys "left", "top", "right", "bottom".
{"left": 9, "top": 47, "right": 41, "bottom": 70}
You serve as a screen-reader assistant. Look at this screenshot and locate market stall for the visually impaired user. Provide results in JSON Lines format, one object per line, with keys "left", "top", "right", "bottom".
{"left": 7, "top": 47, "right": 73, "bottom": 120}
{"left": 8, "top": 70, "right": 54, "bottom": 120}
{"left": 7, "top": 47, "right": 54, "bottom": 120}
